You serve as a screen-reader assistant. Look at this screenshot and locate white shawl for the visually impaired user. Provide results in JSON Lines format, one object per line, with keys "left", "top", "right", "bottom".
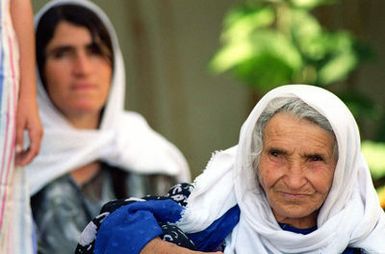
{"left": 178, "top": 85, "right": 385, "bottom": 253}
{"left": 27, "top": 0, "right": 190, "bottom": 195}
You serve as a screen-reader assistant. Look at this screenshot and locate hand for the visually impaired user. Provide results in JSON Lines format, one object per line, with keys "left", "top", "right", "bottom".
{"left": 15, "top": 95, "right": 43, "bottom": 166}
{"left": 140, "top": 238, "right": 223, "bottom": 254}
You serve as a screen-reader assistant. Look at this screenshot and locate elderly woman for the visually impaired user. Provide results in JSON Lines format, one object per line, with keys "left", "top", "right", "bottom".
{"left": 77, "top": 85, "right": 385, "bottom": 253}
{"left": 27, "top": 0, "right": 190, "bottom": 253}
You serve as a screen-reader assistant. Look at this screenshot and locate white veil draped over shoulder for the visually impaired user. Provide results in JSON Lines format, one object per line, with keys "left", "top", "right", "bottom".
{"left": 178, "top": 85, "right": 385, "bottom": 253}
{"left": 27, "top": 0, "right": 190, "bottom": 195}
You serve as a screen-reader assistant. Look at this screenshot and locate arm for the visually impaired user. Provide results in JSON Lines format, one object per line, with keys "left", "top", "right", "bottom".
{"left": 141, "top": 238, "right": 222, "bottom": 254}
{"left": 10, "top": 0, "right": 43, "bottom": 166}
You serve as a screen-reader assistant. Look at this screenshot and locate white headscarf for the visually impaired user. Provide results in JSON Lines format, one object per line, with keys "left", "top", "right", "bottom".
{"left": 27, "top": 0, "right": 190, "bottom": 195}
{"left": 178, "top": 85, "right": 385, "bottom": 253}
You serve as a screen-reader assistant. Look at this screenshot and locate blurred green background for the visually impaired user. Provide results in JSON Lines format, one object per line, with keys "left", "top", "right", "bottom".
{"left": 208, "top": 0, "right": 385, "bottom": 205}
{"left": 32, "top": 0, "right": 385, "bottom": 205}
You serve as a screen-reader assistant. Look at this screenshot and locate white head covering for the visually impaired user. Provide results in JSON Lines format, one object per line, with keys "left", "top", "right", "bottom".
{"left": 27, "top": 0, "right": 190, "bottom": 195}
{"left": 178, "top": 85, "right": 385, "bottom": 253}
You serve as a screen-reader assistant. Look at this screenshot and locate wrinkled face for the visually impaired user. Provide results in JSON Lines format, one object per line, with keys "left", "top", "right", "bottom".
{"left": 44, "top": 21, "right": 112, "bottom": 123}
{"left": 258, "top": 112, "right": 337, "bottom": 228}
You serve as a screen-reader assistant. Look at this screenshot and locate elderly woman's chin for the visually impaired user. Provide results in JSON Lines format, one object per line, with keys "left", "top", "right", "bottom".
{"left": 270, "top": 203, "right": 320, "bottom": 225}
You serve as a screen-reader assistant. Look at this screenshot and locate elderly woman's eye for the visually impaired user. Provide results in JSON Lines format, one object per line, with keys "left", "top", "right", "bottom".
{"left": 309, "top": 155, "right": 323, "bottom": 161}
{"left": 269, "top": 149, "right": 281, "bottom": 157}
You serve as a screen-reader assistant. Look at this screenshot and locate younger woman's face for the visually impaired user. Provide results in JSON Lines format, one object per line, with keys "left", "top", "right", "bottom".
{"left": 44, "top": 21, "right": 112, "bottom": 125}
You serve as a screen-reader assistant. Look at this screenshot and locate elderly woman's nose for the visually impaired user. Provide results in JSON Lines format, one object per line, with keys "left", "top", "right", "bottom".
{"left": 285, "top": 162, "right": 307, "bottom": 189}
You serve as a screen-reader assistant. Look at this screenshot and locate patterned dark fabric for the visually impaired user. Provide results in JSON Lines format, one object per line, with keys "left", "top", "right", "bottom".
{"left": 75, "top": 183, "right": 195, "bottom": 254}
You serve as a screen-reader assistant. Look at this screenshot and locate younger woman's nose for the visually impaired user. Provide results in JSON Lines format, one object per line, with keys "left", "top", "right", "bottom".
{"left": 72, "top": 52, "right": 92, "bottom": 76}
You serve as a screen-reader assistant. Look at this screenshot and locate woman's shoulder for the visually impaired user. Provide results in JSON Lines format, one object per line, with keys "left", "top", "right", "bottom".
{"left": 121, "top": 111, "right": 148, "bottom": 126}
{"left": 31, "top": 174, "right": 78, "bottom": 206}
{"left": 30, "top": 174, "right": 88, "bottom": 228}
{"left": 102, "top": 162, "right": 179, "bottom": 197}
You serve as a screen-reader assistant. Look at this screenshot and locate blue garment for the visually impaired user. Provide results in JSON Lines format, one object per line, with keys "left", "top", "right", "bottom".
{"left": 187, "top": 206, "right": 240, "bottom": 251}
{"left": 94, "top": 199, "right": 182, "bottom": 254}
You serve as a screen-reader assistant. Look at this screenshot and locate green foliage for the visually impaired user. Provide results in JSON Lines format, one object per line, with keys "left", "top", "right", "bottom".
{"left": 338, "top": 91, "right": 380, "bottom": 123}
{"left": 209, "top": 0, "right": 362, "bottom": 93}
{"left": 210, "top": 0, "right": 384, "bottom": 199}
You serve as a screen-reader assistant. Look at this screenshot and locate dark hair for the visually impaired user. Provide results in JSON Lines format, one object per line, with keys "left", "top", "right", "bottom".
{"left": 36, "top": 4, "right": 114, "bottom": 86}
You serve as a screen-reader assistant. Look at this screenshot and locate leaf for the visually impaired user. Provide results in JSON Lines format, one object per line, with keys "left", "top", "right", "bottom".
{"left": 290, "top": 0, "right": 336, "bottom": 9}
{"left": 317, "top": 32, "right": 359, "bottom": 84}
{"left": 210, "top": 30, "right": 303, "bottom": 92}
{"left": 222, "top": 6, "right": 275, "bottom": 43}
{"left": 233, "top": 53, "right": 297, "bottom": 91}
{"left": 210, "top": 38, "right": 258, "bottom": 72}
{"left": 290, "top": 10, "right": 326, "bottom": 60}
{"left": 208, "top": 0, "right": 367, "bottom": 93}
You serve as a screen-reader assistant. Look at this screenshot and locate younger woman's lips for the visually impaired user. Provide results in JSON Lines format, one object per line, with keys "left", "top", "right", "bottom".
{"left": 72, "top": 83, "right": 96, "bottom": 90}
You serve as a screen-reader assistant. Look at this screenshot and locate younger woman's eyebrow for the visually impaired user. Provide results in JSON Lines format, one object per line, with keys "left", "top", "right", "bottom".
{"left": 45, "top": 45, "right": 74, "bottom": 57}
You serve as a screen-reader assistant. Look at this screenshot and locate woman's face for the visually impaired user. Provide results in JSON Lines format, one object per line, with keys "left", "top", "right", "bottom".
{"left": 44, "top": 21, "right": 112, "bottom": 126}
{"left": 258, "top": 112, "right": 337, "bottom": 228}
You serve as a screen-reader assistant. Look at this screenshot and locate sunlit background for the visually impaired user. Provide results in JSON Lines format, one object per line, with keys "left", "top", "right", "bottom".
{"left": 32, "top": 0, "right": 385, "bottom": 206}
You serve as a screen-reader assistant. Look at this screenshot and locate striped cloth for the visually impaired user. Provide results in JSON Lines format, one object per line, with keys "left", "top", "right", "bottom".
{"left": 0, "top": 0, "right": 34, "bottom": 253}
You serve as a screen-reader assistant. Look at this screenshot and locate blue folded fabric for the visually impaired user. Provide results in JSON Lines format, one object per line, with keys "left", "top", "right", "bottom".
{"left": 94, "top": 199, "right": 183, "bottom": 254}
{"left": 187, "top": 205, "right": 240, "bottom": 251}
{"left": 94, "top": 197, "right": 241, "bottom": 254}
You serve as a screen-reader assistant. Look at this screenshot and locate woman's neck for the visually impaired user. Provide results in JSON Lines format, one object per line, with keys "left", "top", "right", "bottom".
{"left": 274, "top": 212, "right": 318, "bottom": 229}
{"left": 67, "top": 113, "right": 100, "bottom": 129}
{"left": 70, "top": 161, "right": 101, "bottom": 186}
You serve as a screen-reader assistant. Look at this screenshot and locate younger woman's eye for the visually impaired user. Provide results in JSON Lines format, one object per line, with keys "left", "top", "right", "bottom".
{"left": 88, "top": 45, "right": 102, "bottom": 55}
{"left": 51, "top": 49, "right": 69, "bottom": 59}
{"left": 46, "top": 47, "right": 73, "bottom": 59}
